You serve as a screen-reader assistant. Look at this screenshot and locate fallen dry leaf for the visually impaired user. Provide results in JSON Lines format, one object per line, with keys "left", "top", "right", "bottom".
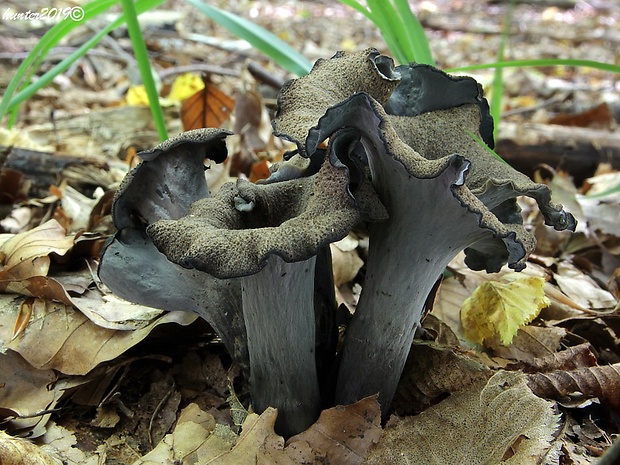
{"left": 131, "top": 403, "right": 236, "bottom": 465}
{"left": 527, "top": 363, "right": 620, "bottom": 412}
{"left": 393, "top": 341, "right": 493, "bottom": 415}
{"left": 506, "top": 342, "right": 598, "bottom": 374}
{"left": 0, "top": 431, "right": 61, "bottom": 465}
{"left": 489, "top": 325, "right": 566, "bottom": 362}
{"left": 554, "top": 262, "right": 618, "bottom": 310}
{"left": 180, "top": 79, "right": 235, "bottom": 131}
{"left": 0, "top": 220, "right": 74, "bottom": 281}
{"left": 365, "top": 371, "right": 560, "bottom": 465}
{"left": 330, "top": 235, "right": 364, "bottom": 287}
{"left": 0, "top": 296, "right": 196, "bottom": 375}
{"left": 0, "top": 349, "right": 60, "bottom": 438}
{"left": 206, "top": 407, "right": 282, "bottom": 465}
{"left": 283, "top": 395, "right": 382, "bottom": 465}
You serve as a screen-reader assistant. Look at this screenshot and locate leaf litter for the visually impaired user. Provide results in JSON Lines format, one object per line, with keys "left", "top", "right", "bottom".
{"left": 1, "top": 0, "right": 620, "bottom": 463}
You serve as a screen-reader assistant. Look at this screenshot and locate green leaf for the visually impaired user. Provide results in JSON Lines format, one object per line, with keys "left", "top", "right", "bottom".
{"left": 392, "top": 0, "right": 434, "bottom": 65}
{"left": 120, "top": 0, "right": 168, "bottom": 140}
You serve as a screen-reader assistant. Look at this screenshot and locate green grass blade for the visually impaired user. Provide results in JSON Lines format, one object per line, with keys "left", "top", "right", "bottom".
{"left": 447, "top": 58, "right": 620, "bottom": 74}
{"left": 366, "top": 0, "right": 408, "bottom": 64}
{"left": 338, "top": 0, "right": 374, "bottom": 20}
{"left": 120, "top": 0, "right": 168, "bottom": 140}
{"left": 466, "top": 130, "right": 509, "bottom": 165}
{"left": 392, "top": 0, "right": 434, "bottom": 65}
{"left": 185, "top": 0, "right": 312, "bottom": 76}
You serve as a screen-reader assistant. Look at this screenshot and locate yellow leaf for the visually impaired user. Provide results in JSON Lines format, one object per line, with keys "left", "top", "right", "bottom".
{"left": 126, "top": 85, "right": 149, "bottom": 106}
{"left": 168, "top": 73, "right": 205, "bottom": 102}
{"left": 460, "top": 276, "right": 550, "bottom": 346}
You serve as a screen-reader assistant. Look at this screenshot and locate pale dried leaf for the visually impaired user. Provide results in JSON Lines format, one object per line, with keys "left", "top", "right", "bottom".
{"left": 0, "top": 220, "right": 74, "bottom": 280}
{"left": 554, "top": 262, "right": 617, "bottom": 310}
{"left": 364, "top": 371, "right": 560, "bottom": 465}
{"left": 38, "top": 422, "right": 100, "bottom": 465}
{"left": 0, "top": 349, "right": 60, "bottom": 438}
{"left": 131, "top": 403, "right": 235, "bottom": 465}
{"left": 0, "top": 431, "right": 61, "bottom": 465}
{"left": 0, "top": 297, "right": 196, "bottom": 375}
{"left": 576, "top": 171, "right": 620, "bottom": 236}
{"left": 330, "top": 242, "right": 364, "bottom": 286}
{"left": 2, "top": 271, "right": 173, "bottom": 330}
{"left": 206, "top": 408, "right": 282, "bottom": 465}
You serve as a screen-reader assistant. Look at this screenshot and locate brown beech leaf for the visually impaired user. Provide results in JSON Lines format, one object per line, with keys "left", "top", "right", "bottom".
{"left": 548, "top": 102, "right": 613, "bottom": 128}
{"left": 1, "top": 297, "right": 195, "bottom": 375}
{"left": 365, "top": 371, "right": 559, "bottom": 465}
{"left": 0, "top": 220, "right": 74, "bottom": 279}
{"left": 180, "top": 78, "right": 235, "bottom": 131}
{"left": 506, "top": 342, "right": 598, "bottom": 373}
{"left": 527, "top": 363, "right": 620, "bottom": 411}
{"left": 282, "top": 395, "right": 382, "bottom": 465}
{"left": 393, "top": 341, "right": 493, "bottom": 415}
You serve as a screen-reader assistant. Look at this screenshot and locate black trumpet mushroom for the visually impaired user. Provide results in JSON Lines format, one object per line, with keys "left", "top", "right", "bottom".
{"left": 273, "top": 48, "right": 576, "bottom": 415}
{"left": 98, "top": 129, "right": 248, "bottom": 370}
{"left": 100, "top": 48, "right": 576, "bottom": 437}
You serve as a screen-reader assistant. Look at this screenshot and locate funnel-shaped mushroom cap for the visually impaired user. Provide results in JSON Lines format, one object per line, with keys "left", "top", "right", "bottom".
{"left": 99, "top": 129, "right": 248, "bottom": 369}
{"left": 273, "top": 48, "right": 576, "bottom": 273}
{"left": 146, "top": 157, "right": 380, "bottom": 277}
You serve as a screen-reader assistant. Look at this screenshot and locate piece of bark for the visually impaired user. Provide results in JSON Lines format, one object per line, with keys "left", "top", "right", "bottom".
{"left": 496, "top": 122, "right": 620, "bottom": 185}
{"left": 0, "top": 145, "right": 119, "bottom": 196}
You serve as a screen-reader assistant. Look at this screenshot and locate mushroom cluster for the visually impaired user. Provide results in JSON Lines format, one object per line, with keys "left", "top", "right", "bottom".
{"left": 99, "top": 49, "right": 575, "bottom": 436}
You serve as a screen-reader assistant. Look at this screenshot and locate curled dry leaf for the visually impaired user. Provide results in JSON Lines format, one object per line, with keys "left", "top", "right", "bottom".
{"left": 0, "top": 431, "right": 61, "bottom": 465}
{"left": 527, "top": 363, "right": 620, "bottom": 412}
{"left": 506, "top": 342, "right": 598, "bottom": 374}
{"left": 0, "top": 297, "right": 195, "bottom": 375}
{"left": 365, "top": 371, "right": 560, "bottom": 465}
{"left": 0, "top": 220, "right": 74, "bottom": 281}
